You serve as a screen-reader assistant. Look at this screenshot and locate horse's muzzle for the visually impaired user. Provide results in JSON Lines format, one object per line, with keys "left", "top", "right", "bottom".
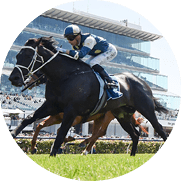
{"left": 9, "top": 71, "right": 24, "bottom": 87}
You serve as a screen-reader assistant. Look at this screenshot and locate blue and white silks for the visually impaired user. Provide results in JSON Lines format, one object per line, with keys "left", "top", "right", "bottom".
{"left": 94, "top": 72, "right": 123, "bottom": 101}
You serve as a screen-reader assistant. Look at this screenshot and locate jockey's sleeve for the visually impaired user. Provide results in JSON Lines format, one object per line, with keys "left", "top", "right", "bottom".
{"left": 69, "top": 46, "right": 91, "bottom": 59}
{"left": 69, "top": 36, "right": 97, "bottom": 60}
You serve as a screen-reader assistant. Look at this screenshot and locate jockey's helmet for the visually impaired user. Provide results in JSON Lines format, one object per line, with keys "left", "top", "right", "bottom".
{"left": 64, "top": 25, "right": 81, "bottom": 41}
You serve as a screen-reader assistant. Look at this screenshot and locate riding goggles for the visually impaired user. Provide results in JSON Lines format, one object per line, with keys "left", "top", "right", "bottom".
{"left": 65, "top": 34, "right": 78, "bottom": 41}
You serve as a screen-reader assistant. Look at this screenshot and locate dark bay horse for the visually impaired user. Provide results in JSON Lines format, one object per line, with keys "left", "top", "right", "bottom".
{"left": 9, "top": 37, "right": 168, "bottom": 156}
{"left": 27, "top": 73, "right": 148, "bottom": 155}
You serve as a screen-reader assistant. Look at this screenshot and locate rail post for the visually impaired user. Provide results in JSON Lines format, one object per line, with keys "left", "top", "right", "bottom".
{"left": 126, "top": 142, "right": 131, "bottom": 154}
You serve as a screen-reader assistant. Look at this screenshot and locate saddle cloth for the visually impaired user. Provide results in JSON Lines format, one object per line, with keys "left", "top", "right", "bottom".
{"left": 90, "top": 72, "right": 123, "bottom": 116}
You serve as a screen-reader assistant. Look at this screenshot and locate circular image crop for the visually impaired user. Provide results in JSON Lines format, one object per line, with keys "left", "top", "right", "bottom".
{"left": 1, "top": 0, "right": 180, "bottom": 181}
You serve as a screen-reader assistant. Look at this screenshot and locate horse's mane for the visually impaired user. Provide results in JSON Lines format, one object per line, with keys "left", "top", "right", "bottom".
{"left": 39, "top": 36, "right": 59, "bottom": 53}
{"left": 39, "top": 36, "right": 91, "bottom": 69}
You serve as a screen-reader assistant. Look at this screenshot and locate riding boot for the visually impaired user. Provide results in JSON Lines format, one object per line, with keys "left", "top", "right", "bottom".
{"left": 92, "top": 64, "right": 118, "bottom": 89}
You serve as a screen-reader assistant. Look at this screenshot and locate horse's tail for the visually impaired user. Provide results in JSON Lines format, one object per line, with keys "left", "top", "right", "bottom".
{"left": 153, "top": 97, "right": 169, "bottom": 114}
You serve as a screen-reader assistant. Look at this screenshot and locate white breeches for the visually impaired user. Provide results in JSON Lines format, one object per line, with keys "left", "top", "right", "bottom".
{"left": 85, "top": 43, "right": 117, "bottom": 67}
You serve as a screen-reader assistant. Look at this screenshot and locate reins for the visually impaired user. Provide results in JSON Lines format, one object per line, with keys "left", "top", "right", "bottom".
{"left": 21, "top": 74, "right": 45, "bottom": 92}
{"left": 16, "top": 45, "right": 93, "bottom": 87}
{"left": 21, "top": 69, "right": 92, "bottom": 92}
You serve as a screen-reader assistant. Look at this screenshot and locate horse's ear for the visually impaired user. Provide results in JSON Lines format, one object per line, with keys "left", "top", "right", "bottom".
{"left": 36, "top": 38, "right": 42, "bottom": 46}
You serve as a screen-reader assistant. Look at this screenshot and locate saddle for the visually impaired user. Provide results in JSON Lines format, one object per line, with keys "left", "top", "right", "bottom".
{"left": 90, "top": 72, "right": 123, "bottom": 116}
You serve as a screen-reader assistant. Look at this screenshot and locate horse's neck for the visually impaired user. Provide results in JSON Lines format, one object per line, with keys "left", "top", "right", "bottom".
{"left": 41, "top": 53, "right": 90, "bottom": 82}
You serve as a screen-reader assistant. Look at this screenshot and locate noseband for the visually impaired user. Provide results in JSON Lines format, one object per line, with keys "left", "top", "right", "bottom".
{"left": 15, "top": 46, "right": 59, "bottom": 85}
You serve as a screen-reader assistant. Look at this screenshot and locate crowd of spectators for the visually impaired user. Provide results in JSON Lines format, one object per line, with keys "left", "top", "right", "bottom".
{"left": 0, "top": 91, "right": 45, "bottom": 111}
{"left": 1, "top": 91, "right": 178, "bottom": 120}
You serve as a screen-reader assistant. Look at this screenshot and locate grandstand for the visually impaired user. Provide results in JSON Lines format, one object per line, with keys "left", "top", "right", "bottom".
{"left": 1, "top": 8, "right": 180, "bottom": 139}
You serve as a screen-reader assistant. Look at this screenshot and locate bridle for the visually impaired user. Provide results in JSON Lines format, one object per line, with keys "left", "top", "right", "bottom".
{"left": 15, "top": 44, "right": 89, "bottom": 86}
{"left": 15, "top": 45, "right": 59, "bottom": 85}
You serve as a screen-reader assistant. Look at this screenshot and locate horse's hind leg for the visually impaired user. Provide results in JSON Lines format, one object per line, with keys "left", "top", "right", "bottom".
{"left": 149, "top": 114, "right": 166, "bottom": 141}
{"left": 112, "top": 108, "right": 139, "bottom": 156}
{"left": 136, "top": 99, "right": 167, "bottom": 141}
{"left": 118, "top": 117, "right": 140, "bottom": 156}
{"left": 80, "top": 120, "right": 106, "bottom": 154}
{"left": 139, "top": 109, "right": 167, "bottom": 141}
{"left": 82, "top": 127, "right": 107, "bottom": 155}
{"left": 82, "top": 111, "right": 114, "bottom": 155}
{"left": 79, "top": 115, "right": 105, "bottom": 148}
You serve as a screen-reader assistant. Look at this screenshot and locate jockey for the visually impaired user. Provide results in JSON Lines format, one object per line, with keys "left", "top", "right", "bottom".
{"left": 57, "top": 24, "right": 118, "bottom": 88}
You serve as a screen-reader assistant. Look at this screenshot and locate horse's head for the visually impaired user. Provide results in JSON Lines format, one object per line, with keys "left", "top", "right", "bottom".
{"left": 21, "top": 72, "right": 47, "bottom": 92}
{"left": 9, "top": 38, "right": 41, "bottom": 87}
{"left": 9, "top": 37, "right": 55, "bottom": 87}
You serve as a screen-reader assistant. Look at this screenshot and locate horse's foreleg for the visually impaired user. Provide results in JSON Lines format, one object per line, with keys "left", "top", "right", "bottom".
{"left": 11, "top": 101, "right": 57, "bottom": 138}
{"left": 31, "top": 114, "right": 63, "bottom": 154}
{"left": 31, "top": 121, "right": 45, "bottom": 154}
{"left": 50, "top": 106, "right": 76, "bottom": 157}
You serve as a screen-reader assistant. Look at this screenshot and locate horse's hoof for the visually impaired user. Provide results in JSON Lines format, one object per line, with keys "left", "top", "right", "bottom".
{"left": 11, "top": 131, "right": 16, "bottom": 138}
{"left": 81, "top": 150, "right": 88, "bottom": 156}
{"left": 130, "top": 152, "right": 136, "bottom": 156}
{"left": 50, "top": 148, "right": 57, "bottom": 157}
{"left": 31, "top": 148, "right": 37, "bottom": 154}
{"left": 79, "top": 143, "right": 86, "bottom": 148}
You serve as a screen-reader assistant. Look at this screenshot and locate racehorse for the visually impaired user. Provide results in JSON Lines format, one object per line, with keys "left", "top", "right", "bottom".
{"left": 9, "top": 37, "right": 168, "bottom": 157}
{"left": 30, "top": 112, "right": 107, "bottom": 154}
{"left": 27, "top": 73, "right": 148, "bottom": 155}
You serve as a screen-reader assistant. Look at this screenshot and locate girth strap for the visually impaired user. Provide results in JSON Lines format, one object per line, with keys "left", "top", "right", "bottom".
{"left": 89, "top": 90, "right": 107, "bottom": 116}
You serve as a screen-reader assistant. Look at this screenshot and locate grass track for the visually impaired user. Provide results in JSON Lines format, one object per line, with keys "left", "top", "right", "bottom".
{"left": 29, "top": 154, "right": 154, "bottom": 181}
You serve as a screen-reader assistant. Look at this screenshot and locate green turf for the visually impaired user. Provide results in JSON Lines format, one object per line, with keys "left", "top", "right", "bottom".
{"left": 29, "top": 154, "right": 154, "bottom": 181}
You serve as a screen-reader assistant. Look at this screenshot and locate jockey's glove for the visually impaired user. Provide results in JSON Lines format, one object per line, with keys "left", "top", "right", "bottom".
{"left": 56, "top": 47, "right": 67, "bottom": 53}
